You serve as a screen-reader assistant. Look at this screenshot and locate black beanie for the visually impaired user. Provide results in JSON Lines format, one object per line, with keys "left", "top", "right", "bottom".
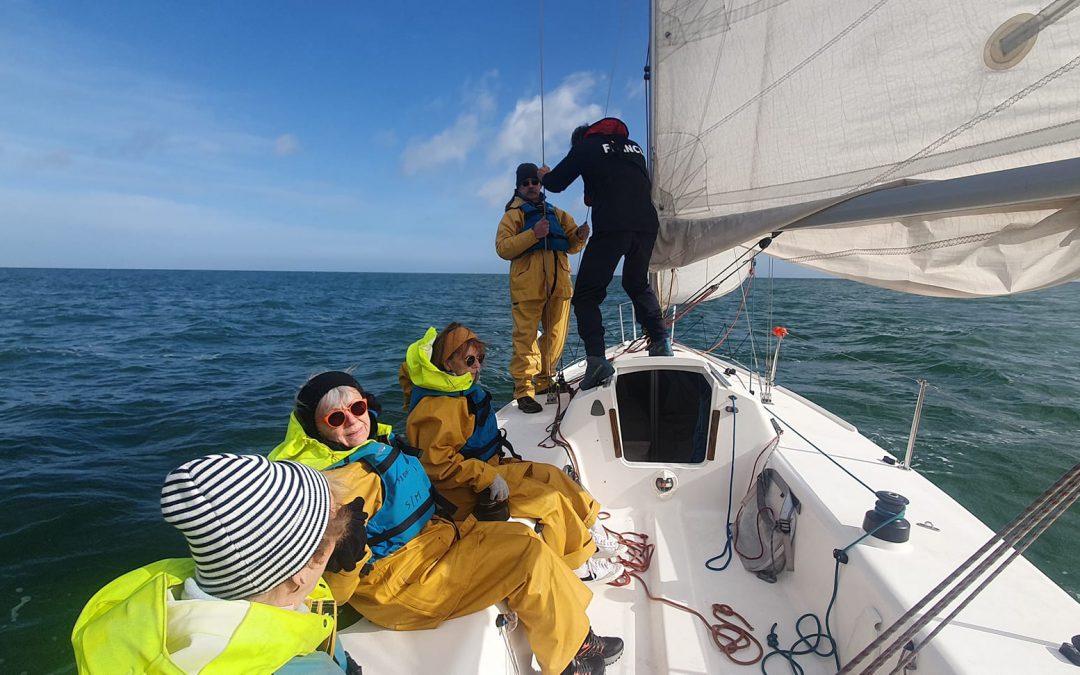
{"left": 295, "top": 371, "right": 364, "bottom": 440}
{"left": 515, "top": 162, "right": 539, "bottom": 185}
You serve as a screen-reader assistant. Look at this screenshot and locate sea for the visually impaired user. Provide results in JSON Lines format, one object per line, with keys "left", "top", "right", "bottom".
{"left": 1, "top": 267, "right": 1077, "bottom": 673}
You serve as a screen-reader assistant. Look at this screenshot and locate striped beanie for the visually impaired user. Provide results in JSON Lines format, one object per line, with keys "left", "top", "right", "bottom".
{"left": 161, "top": 453, "right": 330, "bottom": 600}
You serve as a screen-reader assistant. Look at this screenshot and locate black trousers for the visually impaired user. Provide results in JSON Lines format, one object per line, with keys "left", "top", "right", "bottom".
{"left": 573, "top": 230, "right": 668, "bottom": 357}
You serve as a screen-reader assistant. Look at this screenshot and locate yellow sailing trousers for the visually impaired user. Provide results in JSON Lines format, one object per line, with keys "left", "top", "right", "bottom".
{"left": 510, "top": 293, "right": 572, "bottom": 399}
{"left": 435, "top": 459, "right": 600, "bottom": 570}
{"left": 348, "top": 517, "right": 592, "bottom": 675}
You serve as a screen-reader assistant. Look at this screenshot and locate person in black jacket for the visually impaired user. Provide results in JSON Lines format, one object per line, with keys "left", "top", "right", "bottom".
{"left": 539, "top": 117, "right": 672, "bottom": 389}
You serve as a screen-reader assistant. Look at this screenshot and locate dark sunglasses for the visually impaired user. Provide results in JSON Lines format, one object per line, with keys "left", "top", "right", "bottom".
{"left": 518, "top": 178, "right": 541, "bottom": 187}
{"left": 465, "top": 353, "right": 486, "bottom": 367}
{"left": 322, "top": 399, "right": 368, "bottom": 428}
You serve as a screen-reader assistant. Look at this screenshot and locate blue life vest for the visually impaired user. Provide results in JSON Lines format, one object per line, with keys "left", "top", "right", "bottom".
{"left": 409, "top": 383, "right": 505, "bottom": 462}
{"left": 327, "top": 441, "right": 435, "bottom": 562}
{"left": 520, "top": 201, "right": 570, "bottom": 254}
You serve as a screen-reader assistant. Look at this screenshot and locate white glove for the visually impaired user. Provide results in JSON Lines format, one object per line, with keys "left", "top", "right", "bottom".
{"left": 487, "top": 475, "right": 510, "bottom": 502}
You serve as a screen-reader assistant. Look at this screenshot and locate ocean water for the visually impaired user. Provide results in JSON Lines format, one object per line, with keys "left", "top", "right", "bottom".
{"left": 1, "top": 267, "right": 1077, "bottom": 673}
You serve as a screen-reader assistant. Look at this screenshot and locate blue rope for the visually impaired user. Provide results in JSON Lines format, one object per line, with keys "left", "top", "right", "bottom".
{"left": 761, "top": 509, "right": 907, "bottom": 673}
{"left": 705, "top": 395, "right": 739, "bottom": 570}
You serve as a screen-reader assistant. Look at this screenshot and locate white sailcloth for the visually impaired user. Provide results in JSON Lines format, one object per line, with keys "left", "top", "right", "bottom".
{"left": 650, "top": 0, "right": 1080, "bottom": 300}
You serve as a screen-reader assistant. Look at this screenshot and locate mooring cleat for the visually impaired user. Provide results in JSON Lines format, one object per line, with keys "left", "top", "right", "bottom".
{"left": 579, "top": 357, "right": 614, "bottom": 390}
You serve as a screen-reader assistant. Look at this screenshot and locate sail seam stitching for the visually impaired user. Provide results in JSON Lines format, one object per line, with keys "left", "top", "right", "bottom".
{"left": 785, "top": 232, "right": 996, "bottom": 263}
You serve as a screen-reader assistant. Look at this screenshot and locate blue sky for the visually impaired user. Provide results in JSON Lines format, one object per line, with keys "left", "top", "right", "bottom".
{"left": 0, "top": 1, "right": 811, "bottom": 275}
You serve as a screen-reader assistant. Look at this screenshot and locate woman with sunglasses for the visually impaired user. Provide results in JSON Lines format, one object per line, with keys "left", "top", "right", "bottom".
{"left": 269, "top": 371, "right": 623, "bottom": 675}
{"left": 400, "top": 323, "right": 626, "bottom": 586}
{"left": 496, "top": 162, "right": 590, "bottom": 414}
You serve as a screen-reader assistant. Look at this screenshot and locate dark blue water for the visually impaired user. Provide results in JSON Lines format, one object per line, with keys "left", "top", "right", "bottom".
{"left": 1, "top": 268, "right": 1077, "bottom": 673}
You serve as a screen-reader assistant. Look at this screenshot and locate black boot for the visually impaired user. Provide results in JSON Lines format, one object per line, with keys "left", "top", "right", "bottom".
{"left": 580, "top": 357, "right": 614, "bottom": 390}
{"left": 516, "top": 395, "right": 543, "bottom": 414}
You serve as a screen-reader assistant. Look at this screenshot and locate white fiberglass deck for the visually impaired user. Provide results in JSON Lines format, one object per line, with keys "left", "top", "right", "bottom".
{"left": 341, "top": 343, "right": 1080, "bottom": 674}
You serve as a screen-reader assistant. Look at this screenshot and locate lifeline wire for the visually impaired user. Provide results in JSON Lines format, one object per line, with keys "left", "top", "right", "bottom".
{"left": 886, "top": 468, "right": 1079, "bottom": 674}
{"left": 841, "top": 461, "right": 1080, "bottom": 673}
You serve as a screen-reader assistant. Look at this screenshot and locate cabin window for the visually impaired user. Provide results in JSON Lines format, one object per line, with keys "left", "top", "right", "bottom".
{"left": 615, "top": 369, "right": 713, "bottom": 463}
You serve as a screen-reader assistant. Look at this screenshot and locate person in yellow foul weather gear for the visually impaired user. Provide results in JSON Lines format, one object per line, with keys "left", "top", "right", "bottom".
{"left": 71, "top": 453, "right": 361, "bottom": 674}
{"left": 497, "top": 162, "right": 590, "bottom": 414}
{"left": 400, "top": 324, "right": 628, "bottom": 585}
{"left": 270, "top": 371, "right": 624, "bottom": 675}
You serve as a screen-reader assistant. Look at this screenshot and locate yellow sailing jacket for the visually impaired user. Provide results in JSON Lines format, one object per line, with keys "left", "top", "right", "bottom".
{"left": 71, "top": 558, "right": 336, "bottom": 674}
{"left": 496, "top": 196, "right": 585, "bottom": 302}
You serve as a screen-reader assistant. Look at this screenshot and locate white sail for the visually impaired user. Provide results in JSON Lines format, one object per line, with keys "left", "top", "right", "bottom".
{"left": 650, "top": 0, "right": 1080, "bottom": 299}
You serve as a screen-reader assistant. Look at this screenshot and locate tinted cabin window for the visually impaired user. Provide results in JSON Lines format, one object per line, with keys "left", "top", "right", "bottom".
{"left": 615, "top": 370, "right": 712, "bottom": 463}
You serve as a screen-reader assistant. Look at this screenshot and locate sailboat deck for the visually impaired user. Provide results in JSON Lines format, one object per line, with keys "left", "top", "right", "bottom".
{"left": 341, "top": 346, "right": 1078, "bottom": 674}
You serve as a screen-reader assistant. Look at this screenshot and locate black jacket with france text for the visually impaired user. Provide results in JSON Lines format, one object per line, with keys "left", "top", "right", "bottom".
{"left": 541, "top": 134, "right": 659, "bottom": 235}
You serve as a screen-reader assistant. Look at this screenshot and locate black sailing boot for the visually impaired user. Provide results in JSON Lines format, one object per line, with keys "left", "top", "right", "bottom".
{"left": 648, "top": 336, "right": 673, "bottom": 356}
{"left": 516, "top": 395, "right": 543, "bottom": 414}
{"left": 580, "top": 357, "right": 614, "bottom": 390}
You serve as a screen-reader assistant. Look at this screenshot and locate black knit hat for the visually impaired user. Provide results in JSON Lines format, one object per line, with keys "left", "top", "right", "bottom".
{"left": 515, "top": 162, "right": 539, "bottom": 185}
{"left": 294, "top": 371, "right": 363, "bottom": 439}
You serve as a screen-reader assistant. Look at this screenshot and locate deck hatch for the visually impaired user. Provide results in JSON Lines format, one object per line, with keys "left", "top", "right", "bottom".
{"left": 614, "top": 368, "right": 713, "bottom": 463}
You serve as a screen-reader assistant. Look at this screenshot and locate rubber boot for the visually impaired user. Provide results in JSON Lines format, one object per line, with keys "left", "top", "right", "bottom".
{"left": 648, "top": 337, "right": 673, "bottom": 357}
{"left": 579, "top": 357, "right": 614, "bottom": 390}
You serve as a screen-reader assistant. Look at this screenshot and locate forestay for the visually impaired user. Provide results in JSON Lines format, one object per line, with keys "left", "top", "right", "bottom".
{"left": 649, "top": 0, "right": 1080, "bottom": 300}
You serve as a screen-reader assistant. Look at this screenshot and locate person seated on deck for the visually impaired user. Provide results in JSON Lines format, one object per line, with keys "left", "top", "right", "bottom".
{"left": 269, "top": 371, "right": 623, "bottom": 675}
{"left": 72, "top": 453, "right": 362, "bottom": 674}
{"left": 399, "top": 323, "right": 626, "bottom": 585}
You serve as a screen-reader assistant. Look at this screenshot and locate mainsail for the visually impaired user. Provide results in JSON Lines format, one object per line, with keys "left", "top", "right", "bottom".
{"left": 649, "top": 0, "right": 1080, "bottom": 301}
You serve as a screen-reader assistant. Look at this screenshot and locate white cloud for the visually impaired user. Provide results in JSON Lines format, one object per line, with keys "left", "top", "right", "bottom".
{"left": 490, "top": 72, "right": 603, "bottom": 164}
{"left": 473, "top": 72, "right": 605, "bottom": 206}
{"left": 400, "top": 112, "right": 482, "bottom": 175}
{"left": 398, "top": 76, "right": 498, "bottom": 175}
{"left": 274, "top": 133, "right": 301, "bottom": 156}
{"left": 477, "top": 174, "right": 514, "bottom": 208}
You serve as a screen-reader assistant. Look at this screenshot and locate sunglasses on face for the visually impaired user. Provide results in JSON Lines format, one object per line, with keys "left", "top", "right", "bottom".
{"left": 464, "top": 353, "right": 486, "bottom": 367}
{"left": 322, "top": 399, "right": 368, "bottom": 428}
{"left": 519, "top": 178, "right": 541, "bottom": 187}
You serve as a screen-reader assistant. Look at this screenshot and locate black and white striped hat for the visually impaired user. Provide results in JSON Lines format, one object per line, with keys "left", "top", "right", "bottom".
{"left": 161, "top": 453, "right": 330, "bottom": 600}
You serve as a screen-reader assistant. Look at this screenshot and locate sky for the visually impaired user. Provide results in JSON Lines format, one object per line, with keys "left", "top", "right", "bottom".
{"left": 0, "top": 1, "right": 814, "bottom": 276}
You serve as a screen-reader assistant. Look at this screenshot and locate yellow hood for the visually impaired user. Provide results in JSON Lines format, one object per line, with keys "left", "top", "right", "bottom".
{"left": 403, "top": 327, "right": 474, "bottom": 395}
{"left": 269, "top": 413, "right": 369, "bottom": 470}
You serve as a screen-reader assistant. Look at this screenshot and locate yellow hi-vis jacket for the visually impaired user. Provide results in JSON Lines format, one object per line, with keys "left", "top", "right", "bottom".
{"left": 496, "top": 196, "right": 586, "bottom": 302}
{"left": 71, "top": 558, "right": 337, "bottom": 674}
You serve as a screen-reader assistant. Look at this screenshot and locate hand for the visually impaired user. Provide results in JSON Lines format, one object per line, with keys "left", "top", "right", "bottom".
{"left": 326, "top": 498, "right": 368, "bottom": 573}
{"left": 537, "top": 165, "right": 551, "bottom": 179}
{"left": 487, "top": 474, "right": 510, "bottom": 502}
{"left": 533, "top": 218, "right": 550, "bottom": 239}
{"left": 577, "top": 223, "right": 590, "bottom": 241}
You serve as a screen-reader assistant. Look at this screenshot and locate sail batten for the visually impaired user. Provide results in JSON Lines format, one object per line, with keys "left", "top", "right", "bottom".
{"left": 650, "top": 0, "right": 1080, "bottom": 299}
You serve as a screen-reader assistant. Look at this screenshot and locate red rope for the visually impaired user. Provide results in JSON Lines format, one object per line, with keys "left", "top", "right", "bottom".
{"left": 596, "top": 523, "right": 764, "bottom": 666}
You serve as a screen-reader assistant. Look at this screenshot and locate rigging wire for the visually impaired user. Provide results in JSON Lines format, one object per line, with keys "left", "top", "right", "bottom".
{"left": 768, "top": 410, "right": 878, "bottom": 496}
{"left": 538, "top": 0, "right": 546, "bottom": 166}
{"left": 840, "top": 461, "right": 1080, "bottom": 673}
